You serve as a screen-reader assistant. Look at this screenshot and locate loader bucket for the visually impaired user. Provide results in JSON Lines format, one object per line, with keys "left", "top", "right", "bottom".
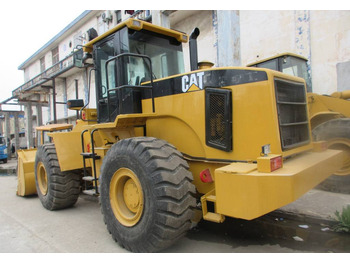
{"left": 16, "top": 149, "right": 37, "bottom": 196}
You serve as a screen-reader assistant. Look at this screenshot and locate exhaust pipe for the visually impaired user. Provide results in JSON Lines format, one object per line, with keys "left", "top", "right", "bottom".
{"left": 189, "top": 27, "right": 200, "bottom": 71}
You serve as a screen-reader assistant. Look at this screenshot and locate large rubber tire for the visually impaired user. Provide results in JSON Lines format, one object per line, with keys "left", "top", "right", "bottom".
{"left": 100, "top": 137, "right": 196, "bottom": 252}
{"left": 35, "top": 144, "right": 81, "bottom": 210}
{"left": 313, "top": 118, "right": 350, "bottom": 193}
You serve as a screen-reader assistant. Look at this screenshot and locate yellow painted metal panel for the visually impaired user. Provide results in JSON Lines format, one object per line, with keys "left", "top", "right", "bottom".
{"left": 16, "top": 149, "right": 37, "bottom": 196}
{"left": 36, "top": 123, "right": 73, "bottom": 132}
{"left": 144, "top": 69, "right": 312, "bottom": 162}
{"left": 51, "top": 131, "right": 85, "bottom": 171}
{"left": 308, "top": 93, "right": 350, "bottom": 119}
{"left": 215, "top": 149, "right": 343, "bottom": 220}
{"left": 216, "top": 162, "right": 257, "bottom": 174}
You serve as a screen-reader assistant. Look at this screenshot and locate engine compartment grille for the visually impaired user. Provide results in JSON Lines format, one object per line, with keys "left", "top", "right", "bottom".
{"left": 205, "top": 88, "right": 232, "bottom": 152}
{"left": 275, "top": 79, "right": 310, "bottom": 150}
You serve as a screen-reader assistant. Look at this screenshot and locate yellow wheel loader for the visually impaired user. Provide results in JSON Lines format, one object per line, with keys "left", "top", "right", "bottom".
{"left": 248, "top": 53, "right": 350, "bottom": 192}
{"left": 18, "top": 19, "right": 344, "bottom": 252}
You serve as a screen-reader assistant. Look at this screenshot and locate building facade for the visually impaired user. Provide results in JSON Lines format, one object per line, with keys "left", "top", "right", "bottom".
{"left": 5, "top": 10, "right": 350, "bottom": 148}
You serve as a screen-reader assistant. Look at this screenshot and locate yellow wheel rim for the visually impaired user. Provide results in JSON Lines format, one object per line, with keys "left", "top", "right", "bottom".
{"left": 109, "top": 168, "right": 144, "bottom": 227}
{"left": 328, "top": 138, "right": 350, "bottom": 176}
{"left": 37, "top": 162, "right": 48, "bottom": 195}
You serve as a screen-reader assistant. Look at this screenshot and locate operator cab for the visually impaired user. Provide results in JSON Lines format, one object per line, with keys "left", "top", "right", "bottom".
{"left": 248, "top": 53, "right": 312, "bottom": 92}
{"left": 88, "top": 19, "right": 186, "bottom": 123}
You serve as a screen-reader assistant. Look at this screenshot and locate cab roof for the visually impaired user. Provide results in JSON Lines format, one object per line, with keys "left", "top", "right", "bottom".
{"left": 83, "top": 18, "right": 188, "bottom": 53}
{"left": 247, "top": 52, "right": 308, "bottom": 67}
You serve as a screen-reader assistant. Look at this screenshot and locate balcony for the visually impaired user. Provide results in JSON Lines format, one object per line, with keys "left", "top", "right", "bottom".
{"left": 13, "top": 49, "right": 84, "bottom": 100}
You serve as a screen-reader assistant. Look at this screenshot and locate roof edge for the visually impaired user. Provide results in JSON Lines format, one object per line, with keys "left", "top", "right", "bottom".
{"left": 18, "top": 10, "right": 94, "bottom": 70}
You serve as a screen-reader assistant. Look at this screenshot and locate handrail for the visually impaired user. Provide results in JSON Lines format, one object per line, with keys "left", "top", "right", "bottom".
{"left": 79, "top": 67, "right": 96, "bottom": 120}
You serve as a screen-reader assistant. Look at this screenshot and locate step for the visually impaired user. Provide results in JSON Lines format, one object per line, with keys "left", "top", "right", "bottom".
{"left": 81, "top": 152, "right": 101, "bottom": 159}
{"left": 203, "top": 212, "right": 225, "bottom": 223}
{"left": 206, "top": 194, "right": 217, "bottom": 202}
{"left": 82, "top": 189, "right": 99, "bottom": 196}
{"left": 82, "top": 176, "right": 97, "bottom": 182}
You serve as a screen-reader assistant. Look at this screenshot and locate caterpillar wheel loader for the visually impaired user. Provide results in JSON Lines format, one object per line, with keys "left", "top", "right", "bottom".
{"left": 248, "top": 53, "right": 350, "bottom": 192}
{"left": 18, "top": 19, "right": 344, "bottom": 252}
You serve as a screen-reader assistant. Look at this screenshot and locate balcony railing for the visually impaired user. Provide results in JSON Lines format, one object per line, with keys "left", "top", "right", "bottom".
{"left": 13, "top": 49, "right": 84, "bottom": 97}
{"left": 129, "top": 10, "right": 151, "bottom": 21}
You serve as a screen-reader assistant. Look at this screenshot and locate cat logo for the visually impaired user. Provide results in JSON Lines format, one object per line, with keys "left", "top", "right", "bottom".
{"left": 181, "top": 72, "right": 204, "bottom": 93}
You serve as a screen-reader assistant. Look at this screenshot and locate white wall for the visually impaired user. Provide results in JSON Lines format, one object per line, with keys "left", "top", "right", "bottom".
{"left": 171, "top": 10, "right": 217, "bottom": 72}
{"left": 240, "top": 10, "right": 350, "bottom": 95}
{"left": 240, "top": 10, "right": 296, "bottom": 66}
{"left": 310, "top": 10, "right": 350, "bottom": 94}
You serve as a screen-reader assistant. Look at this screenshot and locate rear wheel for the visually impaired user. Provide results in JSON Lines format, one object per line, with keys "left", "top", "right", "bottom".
{"left": 35, "top": 144, "right": 81, "bottom": 210}
{"left": 313, "top": 118, "right": 350, "bottom": 193}
{"left": 100, "top": 137, "right": 196, "bottom": 252}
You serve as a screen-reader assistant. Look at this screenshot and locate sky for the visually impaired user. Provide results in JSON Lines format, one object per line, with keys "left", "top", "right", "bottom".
{"left": 0, "top": 1, "right": 346, "bottom": 110}
{"left": 0, "top": 1, "right": 84, "bottom": 109}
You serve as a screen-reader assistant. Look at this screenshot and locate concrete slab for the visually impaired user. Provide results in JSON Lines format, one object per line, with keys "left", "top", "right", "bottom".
{"left": 278, "top": 189, "right": 350, "bottom": 222}
{"left": 1, "top": 176, "right": 303, "bottom": 253}
{"left": 0, "top": 176, "right": 127, "bottom": 253}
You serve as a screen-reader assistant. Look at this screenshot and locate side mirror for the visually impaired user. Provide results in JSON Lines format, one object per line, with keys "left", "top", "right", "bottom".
{"left": 67, "top": 99, "right": 84, "bottom": 110}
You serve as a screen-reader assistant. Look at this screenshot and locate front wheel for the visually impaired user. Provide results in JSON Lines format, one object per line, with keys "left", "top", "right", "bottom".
{"left": 100, "top": 137, "right": 196, "bottom": 252}
{"left": 35, "top": 144, "right": 81, "bottom": 210}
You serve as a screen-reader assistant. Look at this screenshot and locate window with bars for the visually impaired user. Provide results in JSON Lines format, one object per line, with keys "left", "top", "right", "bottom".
{"left": 40, "top": 56, "right": 45, "bottom": 72}
{"left": 52, "top": 47, "right": 59, "bottom": 65}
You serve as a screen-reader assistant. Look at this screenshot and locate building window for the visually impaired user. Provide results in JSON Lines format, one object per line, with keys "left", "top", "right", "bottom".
{"left": 73, "top": 31, "right": 83, "bottom": 49}
{"left": 116, "top": 10, "right": 122, "bottom": 24}
{"left": 52, "top": 47, "right": 59, "bottom": 65}
{"left": 40, "top": 57, "right": 45, "bottom": 72}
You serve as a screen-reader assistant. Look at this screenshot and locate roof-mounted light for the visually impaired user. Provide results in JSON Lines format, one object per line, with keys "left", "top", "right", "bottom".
{"left": 132, "top": 19, "right": 142, "bottom": 28}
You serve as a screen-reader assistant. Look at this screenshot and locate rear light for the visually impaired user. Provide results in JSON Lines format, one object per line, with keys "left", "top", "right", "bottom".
{"left": 200, "top": 169, "right": 213, "bottom": 183}
{"left": 257, "top": 154, "right": 283, "bottom": 173}
{"left": 270, "top": 155, "right": 283, "bottom": 172}
{"left": 82, "top": 111, "right": 86, "bottom": 120}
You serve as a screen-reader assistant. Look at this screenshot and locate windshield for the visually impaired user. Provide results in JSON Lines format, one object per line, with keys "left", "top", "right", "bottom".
{"left": 255, "top": 59, "right": 278, "bottom": 71}
{"left": 128, "top": 30, "right": 185, "bottom": 81}
{"left": 282, "top": 56, "right": 311, "bottom": 90}
{"left": 95, "top": 35, "right": 116, "bottom": 99}
{"left": 0, "top": 137, "right": 5, "bottom": 146}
